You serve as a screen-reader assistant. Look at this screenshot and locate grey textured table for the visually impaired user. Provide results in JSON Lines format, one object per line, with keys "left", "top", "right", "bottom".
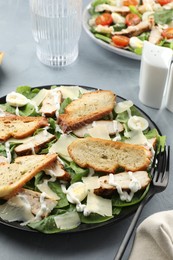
{"left": 0, "top": 1, "right": 173, "bottom": 260}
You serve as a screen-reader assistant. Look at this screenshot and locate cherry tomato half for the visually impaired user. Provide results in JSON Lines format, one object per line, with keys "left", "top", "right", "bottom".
{"left": 125, "top": 13, "right": 141, "bottom": 26}
{"left": 112, "top": 35, "right": 130, "bottom": 48}
{"left": 123, "top": 0, "right": 139, "bottom": 6}
{"left": 162, "top": 28, "right": 173, "bottom": 39}
{"left": 157, "top": 0, "right": 172, "bottom": 6}
{"left": 95, "top": 13, "right": 113, "bottom": 26}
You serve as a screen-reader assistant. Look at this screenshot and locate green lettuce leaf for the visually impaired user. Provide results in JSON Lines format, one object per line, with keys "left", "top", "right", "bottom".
{"left": 79, "top": 212, "right": 113, "bottom": 224}
{"left": 16, "top": 86, "right": 39, "bottom": 99}
{"left": 59, "top": 97, "right": 72, "bottom": 114}
{"left": 112, "top": 184, "right": 150, "bottom": 208}
{"left": 154, "top": 9, "right": 173, "bottom": 25}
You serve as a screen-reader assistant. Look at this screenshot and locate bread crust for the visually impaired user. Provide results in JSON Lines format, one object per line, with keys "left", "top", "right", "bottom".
{"left": 0, "top": 116, "right": 48, "bottom": 141}
{"left": 68, "top": 137, "right": 152, "bottom": 173}
{"left": 58, "top": 90, "right": 116, "bottom": 132}
{"left": 0, "top": 154, "right": 57, "bottom": 199}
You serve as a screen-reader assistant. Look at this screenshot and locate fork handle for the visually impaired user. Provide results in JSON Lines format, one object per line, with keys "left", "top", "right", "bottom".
{"left": 114, "top": 202, "right": 146, "bottom": 260}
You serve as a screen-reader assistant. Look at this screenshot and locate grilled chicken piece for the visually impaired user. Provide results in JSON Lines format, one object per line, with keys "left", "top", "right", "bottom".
{"left": 18, "top": 188, "right": 57, "bottom": 218}
{"left": 94, "top": 171, "right": 151, "bottom": 197}
{"left": 72, "top": 120, "right": 123, "bottom": 138}
{"left": 39, "top": 89, "right": 62, "bottom": 117}
{"left": 149, "top": 26, "right": 163, "bottom": 44}
{"left": 95, "top": 4, "right": 130, "bottom": 14}
{"left": 15, "top": 131, "right": 55, "bottom": 156}
{"left": 113, "top": 21, "right": 151, "bottom": 38}
{"left": 45, "top": 159, "right": 71, "bottom": 182}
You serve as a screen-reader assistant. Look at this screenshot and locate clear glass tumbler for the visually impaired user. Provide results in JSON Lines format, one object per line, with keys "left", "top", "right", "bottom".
{"left": 29, "top": 0, "right": 82, "bottom": 67}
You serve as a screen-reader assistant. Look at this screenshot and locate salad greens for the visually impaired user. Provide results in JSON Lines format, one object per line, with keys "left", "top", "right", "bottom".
{"left": 87, "top": 0, "right": 173, "bottom": 56}
{"left": 0, "top": 85, "right": 166, "bottom": 233}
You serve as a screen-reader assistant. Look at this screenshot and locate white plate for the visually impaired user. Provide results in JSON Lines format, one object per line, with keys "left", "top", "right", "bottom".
{"left": 83, "top": 3, "right": 141, "bottom": 61}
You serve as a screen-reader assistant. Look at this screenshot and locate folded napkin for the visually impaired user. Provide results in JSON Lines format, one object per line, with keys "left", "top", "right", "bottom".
{"left": 129, "top": 211, "right": 173, "bottom": 260}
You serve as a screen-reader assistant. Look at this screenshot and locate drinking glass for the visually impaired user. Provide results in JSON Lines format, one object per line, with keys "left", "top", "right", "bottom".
{"left": 29, "top": 0, "right": 82, "bottom": 67}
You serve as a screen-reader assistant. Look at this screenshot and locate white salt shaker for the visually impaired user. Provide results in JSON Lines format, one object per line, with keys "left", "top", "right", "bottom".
{"left": 139, "top": 41, "right": 173, "bottom": 109}
{"left": 166, "top": 62, "right": 173, "bottom": 112}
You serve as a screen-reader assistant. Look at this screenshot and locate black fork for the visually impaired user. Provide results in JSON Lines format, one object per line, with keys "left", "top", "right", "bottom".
{"left": 114, "top": 145, "right": 170, "bottom": 260}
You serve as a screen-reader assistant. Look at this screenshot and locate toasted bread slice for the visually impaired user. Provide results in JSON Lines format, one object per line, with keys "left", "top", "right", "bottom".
{"left": 0, "top": 153, "right": 57, "bottom": 199}
{"left": 0, "top": 116, "right": 48, "bottom": 141}
{"left": 68, "top": 137, "right": 152, "bottom": 173}
{"left": 58, "top": 90, "right": 116, "bottom": 132}
{"left": 94, "top": 171, "right": 151, "bottom": 197}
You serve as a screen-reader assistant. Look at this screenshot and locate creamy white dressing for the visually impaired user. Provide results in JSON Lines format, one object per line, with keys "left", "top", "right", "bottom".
{"left": 108, "top": 173, "right": 141, "bottom": 202}
{"left": 33, "top": 192, "right": 49, "bottom": 222}
{"left": 28, "top": 100, "right": 39, "bottom": 113}
{"left": 15, "top": 106, "right": 20, "bottom": 116}
{"left": 5, "top": 141, "right": 11, "bottom": 163}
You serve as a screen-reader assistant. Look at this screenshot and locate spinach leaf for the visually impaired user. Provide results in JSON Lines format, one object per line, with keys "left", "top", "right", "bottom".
{"left": 24, "top": 172, "right": 44, "bottom": 191}
{"left": 112, "top": 184, "right": 150, "bottom": 208}
{"left": 79, "top": 212, "right": 113, "bottom": 224}
{"left": 48, "top": 181, "right": 69, "bottom": 208}
{"left": 0, "top": 143, "right": 6, "bottom": 157}
{"left": 59, "top": 97, "right": 72, "bottom": 114}
{"left": 64, "top": 161, "right": 89, "bottom": 184}
{"left": 154, "top": 9, "right": 173, "bottom": 25}
{"left": 16, "top": 86, "right": 39, "bottom": 99}
{"left": 28, "top": 215, "right": 61, "bottom": 234}
{"left": 4, "top": 102, "right": 39, "bottom": 116}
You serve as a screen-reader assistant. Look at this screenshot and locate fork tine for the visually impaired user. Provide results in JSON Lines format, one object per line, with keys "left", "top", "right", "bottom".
{"left": 152, "top": 146, "right": 162, "bottom": 182}
{"left": 160, "top": 146, "right": 170, "bottom": 182}
{"left": 166, "top": 146, "right": 170, "bottom": 172}
{"left": 153, "top": 145, "right": 170, "bottom": 184}
{"left": 156, "top": 147, "right": 167, "bottom": 182}
{"left": 150, "top": 145, "right": 159, "bottom": 177}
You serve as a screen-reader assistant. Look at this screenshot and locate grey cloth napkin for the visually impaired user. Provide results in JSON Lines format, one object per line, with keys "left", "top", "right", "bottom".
{"left": 129, "top": 210, "right": 173, "bottom": 260}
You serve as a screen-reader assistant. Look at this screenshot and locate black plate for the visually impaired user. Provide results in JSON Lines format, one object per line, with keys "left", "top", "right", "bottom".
{"left": 0, "top": 85, "right": 161, "bottom": 233}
